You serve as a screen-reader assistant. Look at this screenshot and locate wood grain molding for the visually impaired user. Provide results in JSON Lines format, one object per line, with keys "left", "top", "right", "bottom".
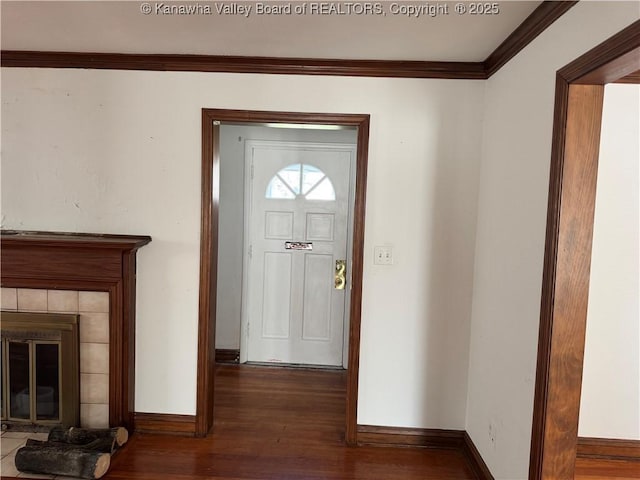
{"left": 529, "top": 73, "right": 571, "bottom": 480}
{"left": 616, "top": 69, "right": 640, "bottom": 84}
{"left": 0, "top": 230, "right": 151, "bottom": 431}
{"left": 0, "top": 1, "right": 577, "bottom": 80}
{"left": 533, "top": 80, "right": 605, "bottom": 480}
{"left": 462, "top": 432, "right": 495, "bottom": 480}
{"left": 562, "top": 20, "right": 640, "bottom": 85}
{"left": 356, "top": 425, "right": 464, "bottom": 449}
{"left": 530, "top": 22, "right": 640, "bottom": 480}
{"left": 345, "top": 114, "right": 370, "bottom": 446}
{"left": 197, "top": 109, "right": 369, "bottom": 443}
{"left": 0, "top": 51, "right": 486, "bottom": 79}
{"left": 133, "top": 413, "right": 196, "bottom": 436}
{"left": 196, "top": 110, "right": 219, "bottom": 437}
{"left": 577, "top": 437, "right": 640, "bottom": 461}
{"left": 215, "top": 349, "right": 240, "bottom": 364}
{"left": 484, "top": 1, "right": 578, "bottom": 77}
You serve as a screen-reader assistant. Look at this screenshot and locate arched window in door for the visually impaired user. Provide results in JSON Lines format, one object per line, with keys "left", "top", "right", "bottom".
{"left": 265, "top": 163, "right": 336, "bottom": 201}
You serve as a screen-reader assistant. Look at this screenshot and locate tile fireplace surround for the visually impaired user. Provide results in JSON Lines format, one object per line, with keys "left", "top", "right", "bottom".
{"left": 0, "top": 230, "right": 151, "bottom": 432}
{"left": 2, "top": 288, "right": 110, "bottom": 428}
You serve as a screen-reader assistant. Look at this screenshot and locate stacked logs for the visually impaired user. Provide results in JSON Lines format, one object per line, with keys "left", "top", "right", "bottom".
{"left": 15, "top": 426, "right": 128, "bottom": 479}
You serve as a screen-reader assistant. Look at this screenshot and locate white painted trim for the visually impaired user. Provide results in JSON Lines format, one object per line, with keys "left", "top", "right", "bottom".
{"left": 239, "top": 140, "right": 253, "bottom": 364}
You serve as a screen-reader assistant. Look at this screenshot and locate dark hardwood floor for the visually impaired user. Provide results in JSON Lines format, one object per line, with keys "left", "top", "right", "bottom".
{"left": 106, "top": 364, "right": 476, "bottom": 479}
{"left": 575, "top": 458, "right": 640, "bottom": 480}
{"left": 3, "top": 364, "right": 637, "bottom": 479}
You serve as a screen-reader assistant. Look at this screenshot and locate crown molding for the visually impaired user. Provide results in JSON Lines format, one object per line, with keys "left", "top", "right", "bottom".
{"left": 0, "top": 1, "right": 578, "bottom": 79}
{"left": 484, "top": 1, "right": 579, "bottom": 77}
{"left": 0, "top": 51, "right": 486, "bottom": 79}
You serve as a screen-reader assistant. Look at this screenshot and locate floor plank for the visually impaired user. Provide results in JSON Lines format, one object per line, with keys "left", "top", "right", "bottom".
{"left": 575, "top": 458, "right": 640, "bottom": 480}
{"left": 106, "top": 364, "right": 475, "bottom": 479}
{"left": 4, "top": 364, "right": 636, "bottom": 479}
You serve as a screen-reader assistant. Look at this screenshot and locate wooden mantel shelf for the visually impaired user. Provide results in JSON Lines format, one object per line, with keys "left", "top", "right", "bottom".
{"left": 0, "top": 229, "right": 152, "bottom": 430}
{"left": 1, "top": 230, "right": 151, "bottom": 284}
{"left": 1, "top": 230, "right": 151, "bottom": 249}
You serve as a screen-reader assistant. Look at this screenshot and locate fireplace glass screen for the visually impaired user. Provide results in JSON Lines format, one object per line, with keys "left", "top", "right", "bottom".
{"left": 1, "top": 312, "right": 79, "bottom": 427}
{"left": 5, "top": 341, "right": 61, "bottom": 421}
{"left": 8, "top": 341, "right": 31, "bottom": 419}
{"left": 35, "top": 343, "right": 60, "bottom": 420}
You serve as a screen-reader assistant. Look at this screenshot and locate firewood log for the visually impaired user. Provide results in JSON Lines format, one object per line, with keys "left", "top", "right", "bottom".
{"left": 15, "top": 445, "right": 110, "bottom": 479}
{"left": 26, "top": 436, "right": 117, "bottom": 454}
{"left": 48, "top": 425, "right": 128, "bottom": 447}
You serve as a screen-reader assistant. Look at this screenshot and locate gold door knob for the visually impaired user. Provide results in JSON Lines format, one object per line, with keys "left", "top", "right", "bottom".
{"left": 335, "top": 260, "right": 346, "bottom": 290}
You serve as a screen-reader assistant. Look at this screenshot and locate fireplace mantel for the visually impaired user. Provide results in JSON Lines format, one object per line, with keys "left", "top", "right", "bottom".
{"left": 1, "top": 230, "right": 151, "bottom": 429}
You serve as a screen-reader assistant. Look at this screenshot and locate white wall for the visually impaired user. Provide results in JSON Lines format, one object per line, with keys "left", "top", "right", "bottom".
{"left": 579, "top": 84, "right": 640, "bottom": 440}
{"left": 1, "top": 69, "right": 483, "bottom": 428}
{"left": 216, "top": 124, "right": 357, "bottom": 350}
{"left": 465, "top": 3, "right": 640, "bottom": 479}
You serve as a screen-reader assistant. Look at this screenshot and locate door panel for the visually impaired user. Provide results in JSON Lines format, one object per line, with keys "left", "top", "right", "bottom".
{"left": 302, "top": 254, "right": 333, "bottom": 341}
{"left": 261, "top": 252, "right": 292, "bottom": 339}
{"left": 306, "top": 213, "right": 335, "bottom": 241}
{"left": 244, "top": 141, "right": 355, "bottom": 366}
{"left": 265, "top": 212, "right": 293, "bottom": 239}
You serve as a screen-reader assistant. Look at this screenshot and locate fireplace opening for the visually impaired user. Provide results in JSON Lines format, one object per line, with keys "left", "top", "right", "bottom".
{"left": 1, "top": 312, "right": 79, "bottom": 427}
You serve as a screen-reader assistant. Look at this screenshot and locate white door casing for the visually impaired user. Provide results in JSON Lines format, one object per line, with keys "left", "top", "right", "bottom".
{"left": 241, "top": 141, "right": 355, "bottom": 366}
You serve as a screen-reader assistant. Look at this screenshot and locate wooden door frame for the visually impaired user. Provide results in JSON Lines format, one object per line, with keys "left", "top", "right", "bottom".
{"left": 195, "top": 109, "right": 370, "bottom": 444}
{"left": 529, "top": 20, "right": 640, "bottom": 479}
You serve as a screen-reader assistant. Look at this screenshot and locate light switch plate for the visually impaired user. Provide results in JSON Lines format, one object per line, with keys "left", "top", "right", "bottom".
{"left": 374, "top": 246, "right": 393, "bottom": 265}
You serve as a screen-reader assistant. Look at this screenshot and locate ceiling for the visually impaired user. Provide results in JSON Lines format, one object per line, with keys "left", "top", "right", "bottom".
{"left": 1, "top": 1, "right": 542, "bottom": 62}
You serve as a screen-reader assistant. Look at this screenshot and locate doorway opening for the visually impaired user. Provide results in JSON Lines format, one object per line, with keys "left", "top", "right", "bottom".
{"left": 233, "top": 134, "right": 357, "bottom": 368}
{"left": 196, "top": 110, "right": 370, "bottom": 443}
{"left": 529, "top": 22, "right": 640, "bottom": 479}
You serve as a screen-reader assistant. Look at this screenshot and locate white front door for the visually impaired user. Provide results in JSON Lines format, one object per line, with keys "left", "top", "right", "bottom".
{"left": 243, "top": 141, "right": 355, "bottom": 366}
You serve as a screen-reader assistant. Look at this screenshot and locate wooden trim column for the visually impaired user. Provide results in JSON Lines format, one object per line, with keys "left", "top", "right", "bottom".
{"left": 196, "top": 112, "right": 220, "bottom": 436}
{"left": 530, "top": 84, "right": 605, "bottom": 479}
{"left": 530, "top": 20, "right": 640, "bottom": 479}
